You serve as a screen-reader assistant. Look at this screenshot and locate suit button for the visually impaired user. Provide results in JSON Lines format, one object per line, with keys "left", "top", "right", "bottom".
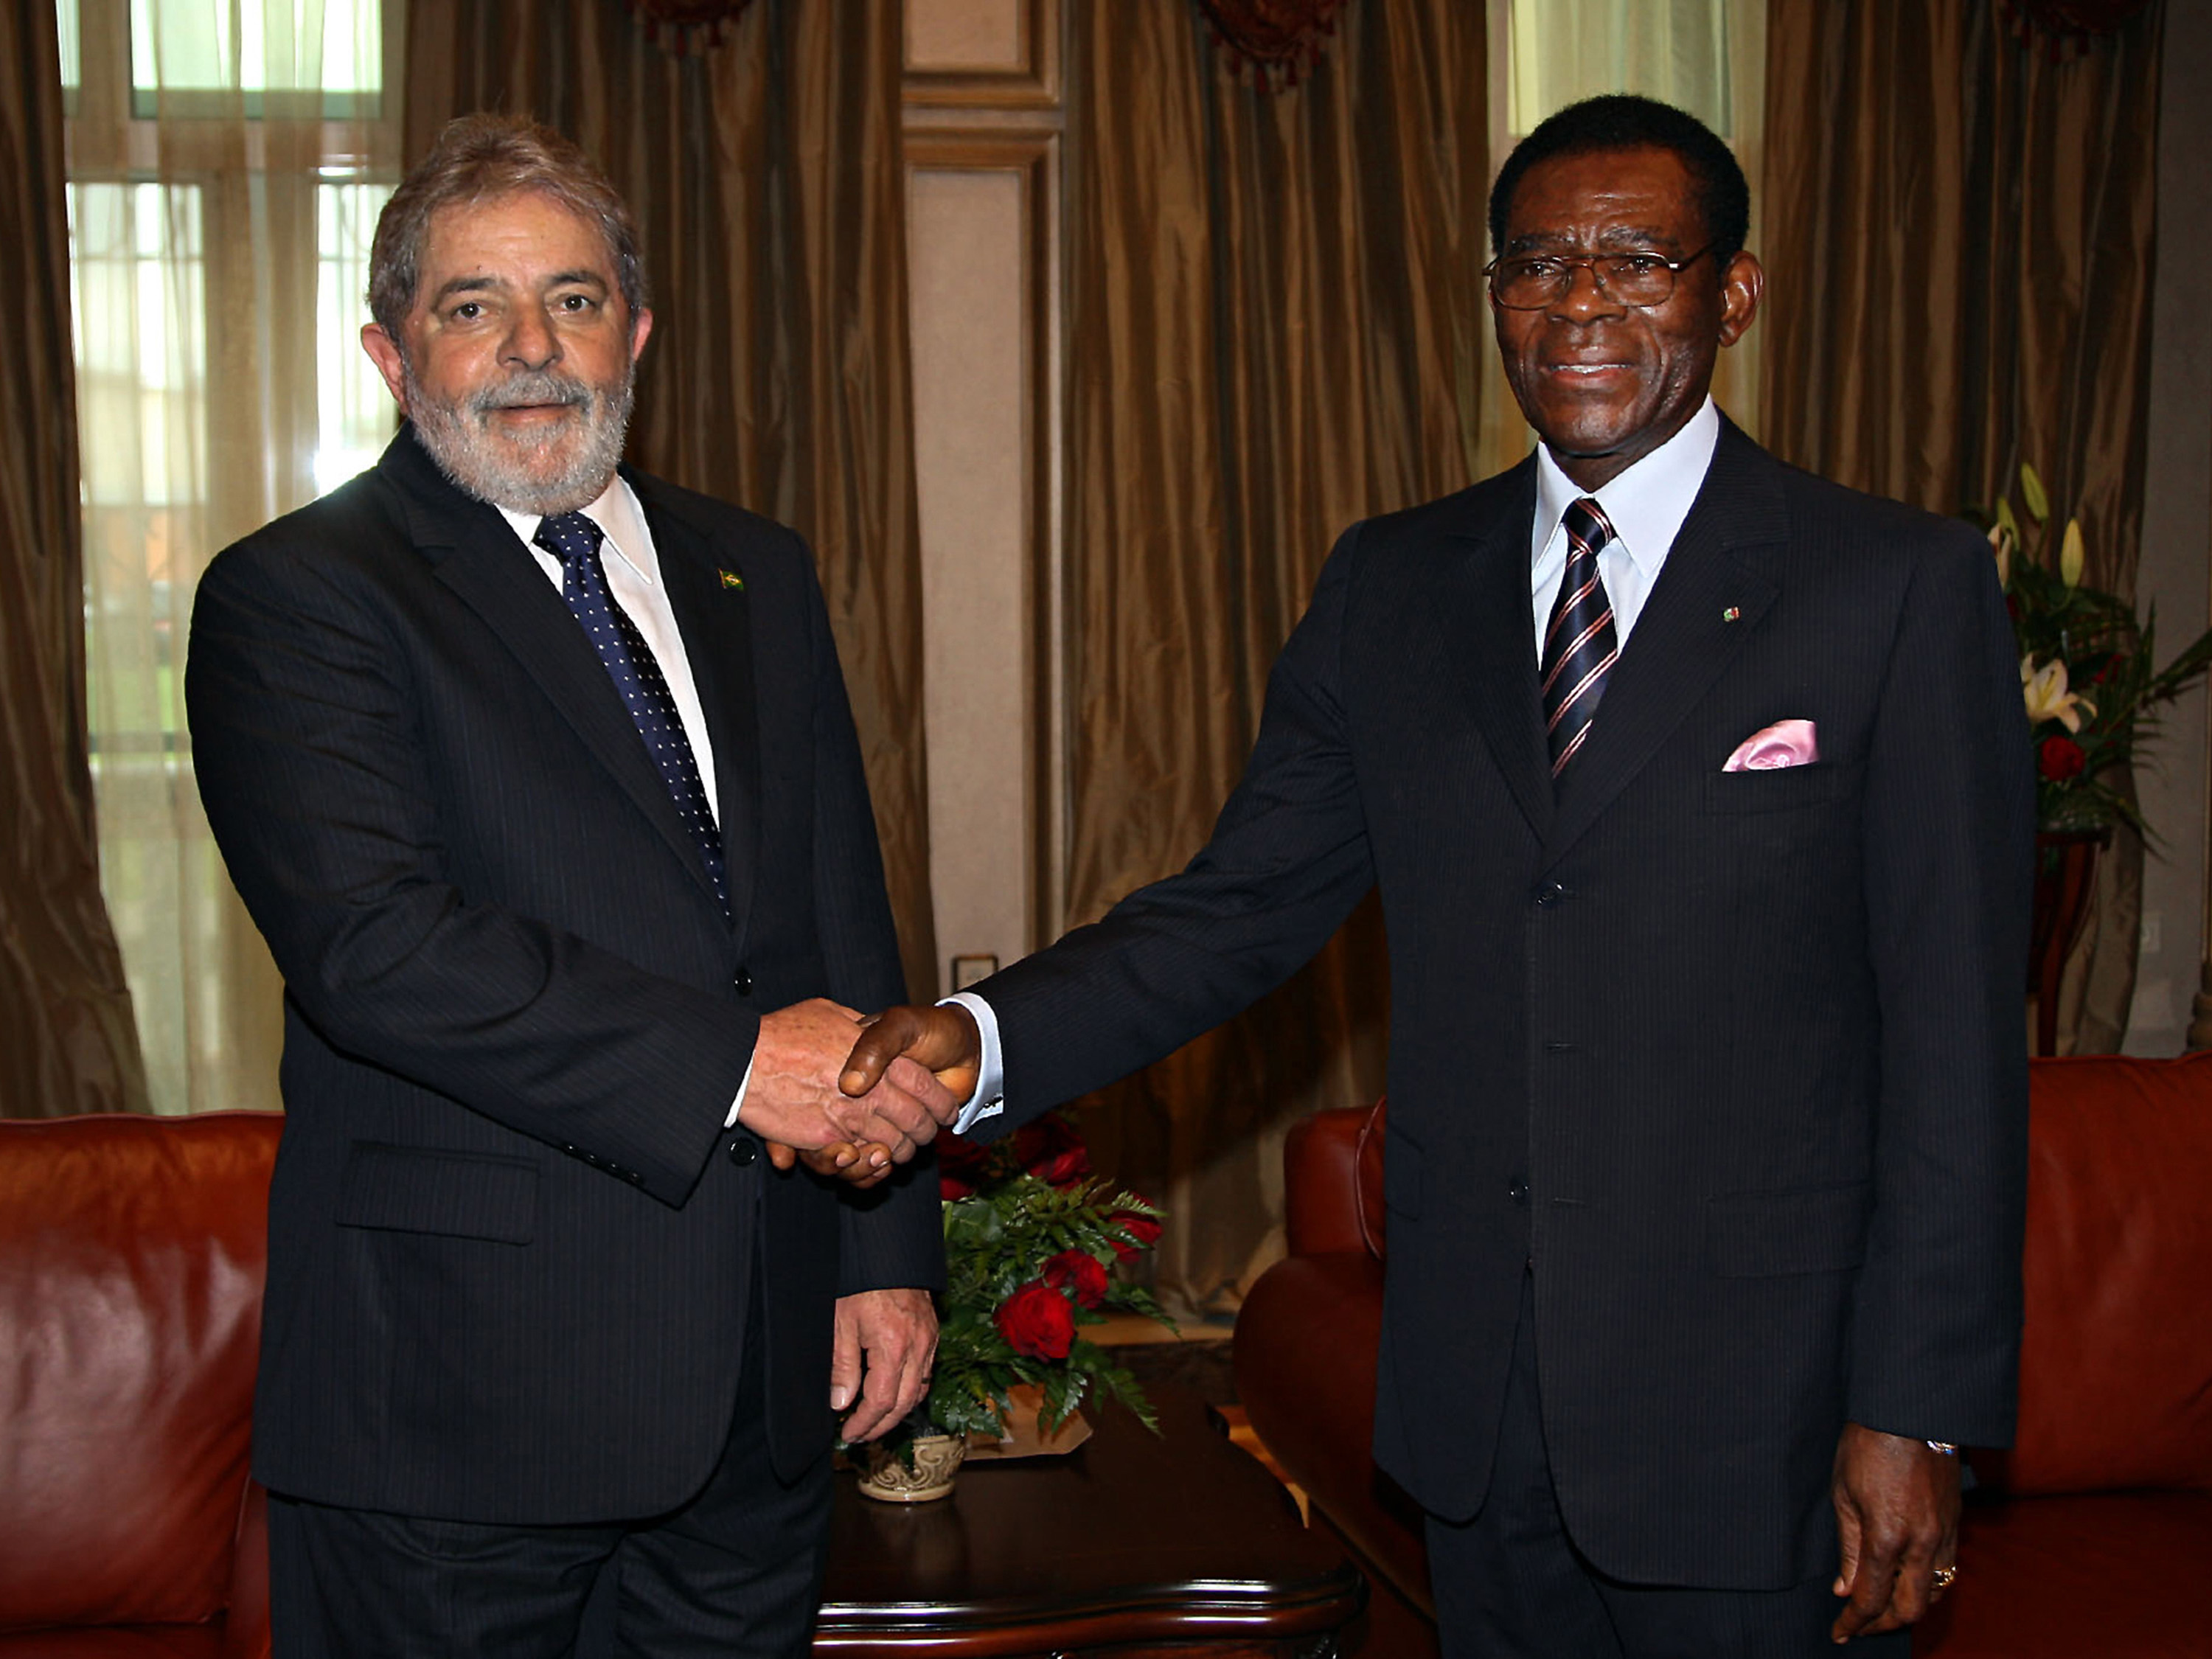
{"left": 728, "top": 1137, "right": 759, "bottom": 1166}
{"left": 1533, "top": 881, "right": 1567, "bottom": 907}
{"left": 734, "top": 967, "right": 754, "bottom": 996}
{"left": 625, "top": 1169, "right": 644, "bottom": 1185}
{"left": 1509, "top": 1183, "right": 1530, "bottom": 1205}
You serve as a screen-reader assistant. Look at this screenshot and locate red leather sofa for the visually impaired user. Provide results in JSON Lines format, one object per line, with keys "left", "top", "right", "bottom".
{"left": 0, "top": 1111, "right": 279, "bottom": 1658}
{"left": 1234, "top": 1054, "right": 2212, "bottom": 1655}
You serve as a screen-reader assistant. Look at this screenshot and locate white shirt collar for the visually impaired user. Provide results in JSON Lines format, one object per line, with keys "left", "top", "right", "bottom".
{"left": 1532, "top": 395, "right": 1722, "bottom": 577}
{"left": 496, "top": 474, "right": 655, "bottom": 585}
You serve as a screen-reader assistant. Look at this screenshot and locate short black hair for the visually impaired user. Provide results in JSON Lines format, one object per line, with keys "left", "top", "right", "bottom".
{"left": 1488, "top": 94, "right": 1750, "bottom": 262}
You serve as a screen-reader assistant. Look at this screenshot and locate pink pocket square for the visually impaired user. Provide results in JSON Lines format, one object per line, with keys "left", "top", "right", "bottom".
{"left": 1724, "top": 718, "right": 1819, "bottom": 772}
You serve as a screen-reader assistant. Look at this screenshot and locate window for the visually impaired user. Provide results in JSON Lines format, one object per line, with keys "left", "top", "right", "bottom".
{"left": 1503, "top": 0, "right": 1744, "bottom": 141}
{"left": 59, "top": 0, "right": 404, "bottom": 1113}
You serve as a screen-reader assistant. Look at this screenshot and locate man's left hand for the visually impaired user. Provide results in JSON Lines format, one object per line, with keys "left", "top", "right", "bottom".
{"left": 1830, "top": 1422, "right": 1962, "bottom": 1641}
{"left": 831, "top": 1287, "right": 938, "bottom": 1444}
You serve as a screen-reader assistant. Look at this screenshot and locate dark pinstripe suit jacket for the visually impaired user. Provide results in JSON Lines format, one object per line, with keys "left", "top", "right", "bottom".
{"left": 187, "top": 429, "right": 940, "bottom": 1524}
{"left": 973, "top": 422, "right": 2034, "bottom": 1587}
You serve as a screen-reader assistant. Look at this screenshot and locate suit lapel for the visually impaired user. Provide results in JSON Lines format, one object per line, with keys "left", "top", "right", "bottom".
{"left": 1441, "top": 459, "right": 1555, "bottom": 844}
{"left": 1545, "top": 422, "right": 1787, "bottom": 862}
{"left": 379, "top": 432, "right": 728, "bottom": 917}
{"left": 636, "top": 474, "right": 763, "bottom": 953}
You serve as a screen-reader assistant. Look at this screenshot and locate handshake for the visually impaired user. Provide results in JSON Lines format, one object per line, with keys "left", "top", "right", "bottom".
{"left": 745, "top": 998, "right": 987, "bottom": 1186}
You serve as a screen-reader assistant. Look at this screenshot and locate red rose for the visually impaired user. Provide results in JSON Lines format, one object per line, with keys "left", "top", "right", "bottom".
{"left": 2039, "top": 734, "right": 2087, "bottom": 781}
{"left": 1012, "top": 1115, "right": 1092, "bottom": 1189}
{"left": 995, "top": 1280, "right": 1076, "bottom": 1360}
{"left": 1042, "top": 1248, "right": 1110, "bottom": 1309}
{"left": 1107, "top": 1200, "right": 1164, "bottom": 1262}
{"left": 936, "top": 1133, "right": 992, "bottom": 1202}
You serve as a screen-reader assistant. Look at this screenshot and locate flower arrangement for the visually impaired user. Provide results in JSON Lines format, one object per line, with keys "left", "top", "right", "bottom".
{"left": 918, "top": 1114, "right": 1174, "bottom": 1442}
{"left": 1982, "top": 462, "right": 2212, "bottom": 836}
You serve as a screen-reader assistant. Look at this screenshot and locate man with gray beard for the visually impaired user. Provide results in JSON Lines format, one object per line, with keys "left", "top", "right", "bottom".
{"left": 185, "top": 114, "right": 956, "bottom": 1657}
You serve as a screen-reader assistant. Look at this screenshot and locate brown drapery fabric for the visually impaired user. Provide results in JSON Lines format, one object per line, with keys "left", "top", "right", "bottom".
{"left": 1760, "top": 0, "right": 2163, "bottom": 1052}
{"left": 406, "top": 0, "right": 937, "bottom": 997}
{"left": 0, "top": 4, "right": 149, "bottom": 1119}
{"left": 1062, "top": 0, "right": 1486, "bottom": 1315}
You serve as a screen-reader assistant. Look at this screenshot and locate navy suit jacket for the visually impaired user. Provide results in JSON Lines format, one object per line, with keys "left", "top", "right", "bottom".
{"left": 187, "top": 429, "right": 940, "bottom": 1523}
{"left": 973, "top": 423, "right": 2033, "bottom": 1587}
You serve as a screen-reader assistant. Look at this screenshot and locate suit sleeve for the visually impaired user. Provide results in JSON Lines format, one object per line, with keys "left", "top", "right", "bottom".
{"left": 1848, "top": 524, "right": 2034, "bottom": 1446}
{"left": 787, "top": 535, "right": 947, "bottom": 1295}
{"left": 974, "top": 525, "right": 1379, "bottom": 1132}
{"left": 186, "top": 530, "right": 753, "bottom": 1208}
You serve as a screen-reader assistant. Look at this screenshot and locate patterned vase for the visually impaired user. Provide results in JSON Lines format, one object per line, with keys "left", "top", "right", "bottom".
{"left": 855, "top": 1432, "right": 967, "bottom": 1503}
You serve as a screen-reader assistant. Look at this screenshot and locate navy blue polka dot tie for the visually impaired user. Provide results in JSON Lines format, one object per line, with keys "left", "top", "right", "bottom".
{"left": 1540, "top": 496, "right": 1620, "bottom": 778}
{"left": 536, "top": 512, "right": 728, "bottom": 917}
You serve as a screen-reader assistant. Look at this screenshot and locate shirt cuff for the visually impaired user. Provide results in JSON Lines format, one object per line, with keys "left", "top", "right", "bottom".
{"left": 942, "top": 991, "right": 1006, "bottom": 1136}
{"left": 725, "top": 1054, "right": 754, "bottom": 1130}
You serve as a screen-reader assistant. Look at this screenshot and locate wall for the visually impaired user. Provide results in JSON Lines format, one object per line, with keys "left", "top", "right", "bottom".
{"left": 902, "top": 0, "right": 1064, "bottom": 993}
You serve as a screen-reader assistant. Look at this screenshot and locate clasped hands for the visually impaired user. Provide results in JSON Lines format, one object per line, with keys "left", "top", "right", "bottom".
{"left": 745, "top": 999, "right": 982, "bottom": 1184}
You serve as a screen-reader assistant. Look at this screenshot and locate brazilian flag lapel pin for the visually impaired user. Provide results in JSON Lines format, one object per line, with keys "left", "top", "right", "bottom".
{"left": 720, "top": 569, "right": 745, "bottom": 592}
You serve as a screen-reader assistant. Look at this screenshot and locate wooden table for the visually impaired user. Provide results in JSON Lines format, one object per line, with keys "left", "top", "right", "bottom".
{"left": 815, "top": 1387, "right": 1364, "bottom": 1655}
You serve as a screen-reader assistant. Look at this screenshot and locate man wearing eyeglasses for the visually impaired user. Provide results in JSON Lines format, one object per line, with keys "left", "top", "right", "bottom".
{"left": 844, "top": 94, "right": 2033, "bottom": 1658}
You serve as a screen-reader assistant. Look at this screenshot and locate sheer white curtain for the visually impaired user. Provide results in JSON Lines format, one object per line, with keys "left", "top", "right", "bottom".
{"left": 1478, "top": 0, "right": 1767, "bottom": 480}
{"left": 61, "top": 0, "right": 403, "bottom": 1112}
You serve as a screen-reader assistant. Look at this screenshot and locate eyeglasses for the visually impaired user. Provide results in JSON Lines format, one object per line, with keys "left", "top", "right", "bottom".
{"left": 1484, "top": 245, "right": 1717, "bottom": 310}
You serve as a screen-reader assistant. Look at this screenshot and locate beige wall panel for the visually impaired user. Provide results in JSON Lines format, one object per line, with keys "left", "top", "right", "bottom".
{"left": 909, "top": 166, "right": 1032, "bottom": 993}
{"left": 906, "top": 0, "right": 1024, "bottom": 69}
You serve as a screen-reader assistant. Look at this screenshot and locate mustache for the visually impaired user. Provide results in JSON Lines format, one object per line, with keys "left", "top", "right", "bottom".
{"left": 470, "top": 371, "right": 594, "bottom": 416}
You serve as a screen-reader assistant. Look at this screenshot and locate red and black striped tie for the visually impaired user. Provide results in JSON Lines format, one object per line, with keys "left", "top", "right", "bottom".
{"left": 1540, "top": 497, "right": 1619, "bottom": 777}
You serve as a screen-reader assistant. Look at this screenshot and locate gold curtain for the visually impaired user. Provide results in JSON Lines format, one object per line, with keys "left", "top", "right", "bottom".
{"left": 1760, "top": 0, "right": 2164, "bottom": 1052}
{"left": 406, "top": 0, "right": 938, "bottom": 999}
{"left": 1062, "top": 1, "right": 1487, "bottom": 1315}
{"left": 0, "top": 1, "right": 147, "bottom": 1119}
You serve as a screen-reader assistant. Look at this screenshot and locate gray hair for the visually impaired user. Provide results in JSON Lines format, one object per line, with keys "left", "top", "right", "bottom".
{"left": 368, "top": 113, "right": 647, "bottom": 334}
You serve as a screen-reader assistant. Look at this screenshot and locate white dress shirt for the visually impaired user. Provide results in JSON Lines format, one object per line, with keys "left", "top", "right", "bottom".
{"left": 497, "top": 478, "right": 721, "bottom": 825}
{"left": 1527, "top": 394, "right": 1720, "bottom": 656}
{"left": 496, "top": 480, "right": 751, "bottom": 1128}
{"left": 945, "top": 400, "right": 1728, "bottom": 1136}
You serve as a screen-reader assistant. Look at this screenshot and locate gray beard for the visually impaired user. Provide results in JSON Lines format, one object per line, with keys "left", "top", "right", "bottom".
{"left": 403, "top": 357, "right": 635, "bottom": 516}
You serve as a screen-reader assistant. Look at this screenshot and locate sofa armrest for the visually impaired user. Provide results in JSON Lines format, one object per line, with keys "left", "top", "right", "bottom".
{"left": 1234, "top": 1251, "right": 1431, "bottom": 1615}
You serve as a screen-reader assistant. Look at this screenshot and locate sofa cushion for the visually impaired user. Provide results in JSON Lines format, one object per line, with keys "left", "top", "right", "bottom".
{"left": 1916, "top": 1491, "right": 2212, "bottom": 1656}
{"left": 1977, "top": 1054, "right": 2212, "bottom": 1497}
{"left": 0, "top": 1114, "right": 280, "bottom": 1634}
{"left": 1281, "top": 1108, "right": 1370, "bottom": 1258}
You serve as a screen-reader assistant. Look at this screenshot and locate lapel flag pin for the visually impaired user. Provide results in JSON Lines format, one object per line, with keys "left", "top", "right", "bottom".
{"left": 720, "top": 571, "right": 745, "bottom": 591}
{"left": 1722, "top": 605, "right": 1741, "bottom": 623}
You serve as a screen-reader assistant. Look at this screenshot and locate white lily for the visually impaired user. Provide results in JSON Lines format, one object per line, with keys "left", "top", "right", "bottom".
{"left": 2060, "top": 518, "right": 2085, "bottom": 588}
{"left": 1989, "top": 521, "right": 2014, "bottom": 587}
{"left": 2022, "top": 654, "right": 2096, "bottom": 734}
